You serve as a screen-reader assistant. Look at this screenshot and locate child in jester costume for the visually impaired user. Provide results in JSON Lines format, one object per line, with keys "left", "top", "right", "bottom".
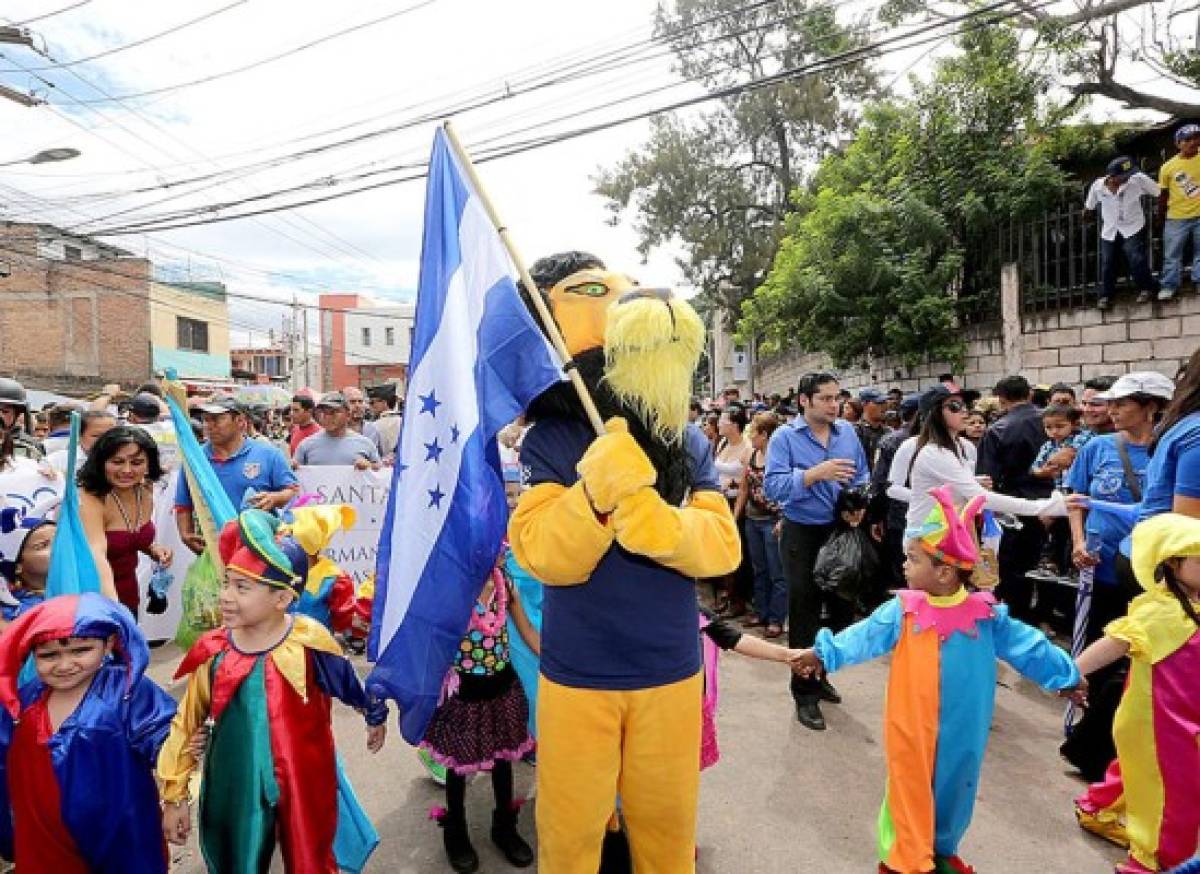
{"left": 157, "top": 509, "right": 388, "bottom": 874}
{"left": 0, "top": 593, "right": 177, "bottom": 872}
{"left": 284, "top": 503, "right": 358, "bottom": 634}
{"left": 508, "top": 252, "right": 741, "bottom": 872}
{"left": 793, "top": 486, "right": 1083, "bottom": 874}
{"left": 1073, "top": 513, "right": 1200, "bottom": 874}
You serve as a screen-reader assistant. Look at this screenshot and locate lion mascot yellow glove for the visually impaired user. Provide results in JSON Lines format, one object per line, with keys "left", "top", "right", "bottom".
{"left": 507, "top": 251, "right": 740, "bottom": 873}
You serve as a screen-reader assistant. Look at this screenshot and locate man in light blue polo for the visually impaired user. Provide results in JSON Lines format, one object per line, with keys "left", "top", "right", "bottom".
{"left": 765, "top": 371, "right": 868, "bottom": 731}
{"left": 174, "top": 396, "right": 299, "bottom": 555}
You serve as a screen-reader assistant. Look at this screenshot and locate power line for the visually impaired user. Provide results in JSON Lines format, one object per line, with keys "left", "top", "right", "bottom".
{"left": 12, "top": 0, "right": 849, "bottom": 206}
{"left": 0, "top": 239, "right": 413, "bottom": 322}
{"left": 1, "top": 46, "right": 392, "bottom": 271}
{"left": 1, "top": 1, "right": 248, "bottom": 72}
{"left": 7, "top": 0, "right": 91, "bottom": 27}
{"left": 86, "top": 0, "right": 1034, "bottom": 237}
{"left": 46, "top": 0, "right": 441, "bottom": 105}
{"left": 61, "top": 1, "right": 884, "bottom": 232}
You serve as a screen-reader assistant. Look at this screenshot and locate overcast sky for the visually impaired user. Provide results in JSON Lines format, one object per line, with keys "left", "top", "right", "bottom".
{"left": 0, "top": 0, "right": 1186, "bottom": 352}
{"left": 0, "top": 0, "right": 699, "bottom": 348}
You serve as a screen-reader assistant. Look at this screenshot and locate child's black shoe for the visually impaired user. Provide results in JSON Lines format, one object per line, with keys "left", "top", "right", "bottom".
{"left": 490, "top": 806, "right": 533, "bottom": 868}
{"left": 438, "top": 812, "right": 479, "bottom": 873}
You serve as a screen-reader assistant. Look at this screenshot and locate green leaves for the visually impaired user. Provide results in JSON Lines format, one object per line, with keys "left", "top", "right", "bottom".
{"left": 740, "top": 23, "right": 1078, "bottom": 369}
{"left": 594, "top": 0, "right": 879, "bottom": 311}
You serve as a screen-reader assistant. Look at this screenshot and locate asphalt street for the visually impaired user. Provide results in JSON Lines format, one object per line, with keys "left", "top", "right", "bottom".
{"left": 150, "top": 639, "right": 1126, "bottom": 873}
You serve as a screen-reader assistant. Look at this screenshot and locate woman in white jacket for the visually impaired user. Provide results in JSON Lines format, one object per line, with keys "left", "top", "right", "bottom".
{"left": 888, "top": 386, "right": 1065, "bottom": 537}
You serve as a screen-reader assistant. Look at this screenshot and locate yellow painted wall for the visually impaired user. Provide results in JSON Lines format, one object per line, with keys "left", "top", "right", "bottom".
{"left": 149, "top": 281, "right": 231, "bottom": 359}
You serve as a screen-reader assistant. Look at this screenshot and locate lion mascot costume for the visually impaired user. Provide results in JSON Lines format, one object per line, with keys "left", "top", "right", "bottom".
{"left": 508, "top": 251, "right": 741, "bottom": 872}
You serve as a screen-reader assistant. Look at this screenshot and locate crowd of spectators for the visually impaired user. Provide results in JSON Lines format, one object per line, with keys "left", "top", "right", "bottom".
{"left": 690, "top": 349, "right": 1200, "bottom": 737}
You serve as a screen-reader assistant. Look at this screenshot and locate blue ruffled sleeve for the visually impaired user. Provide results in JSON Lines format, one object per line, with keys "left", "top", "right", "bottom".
{"left": 124, "top": 675, "right": 178, "bottom": 766}
{"left": 313, "top": 650, "right": 388, "bottom": 726}
{"left": 814, "top": 597, "right": 903, "bottom": 674}
{"left": 991, "top": 603, "right": 1080, "bottom": 690}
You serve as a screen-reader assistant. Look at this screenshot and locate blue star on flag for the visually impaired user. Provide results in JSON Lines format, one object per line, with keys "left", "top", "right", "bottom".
{"left": 450, "top": 423, "right": 460, "bottom": 444}
{"left": 419, "top": 390, "right": 442, "bottom": 417}
{"left": 427, "top": 485, "right": 445, "bottom": 509}
{"left": 424, "top": 438, "right": 444, "bottom": 463}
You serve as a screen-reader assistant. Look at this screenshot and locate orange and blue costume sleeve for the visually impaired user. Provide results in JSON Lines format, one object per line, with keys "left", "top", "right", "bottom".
{"left": 815, "top": 590, "right": 1079, "bottom": 874}
{"left": 1076, "top": 589, "right": 1200, "bottom": 873}
{"left": 0, "top": 594, "right": 176, "bottom": 872}
{"left": 157, "top": 616, "right": 385, "bottom": 874}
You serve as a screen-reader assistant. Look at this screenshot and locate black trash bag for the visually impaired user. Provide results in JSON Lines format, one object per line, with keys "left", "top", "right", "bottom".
{"left": 814, "top": 526, "right": 880, "bottom": 607}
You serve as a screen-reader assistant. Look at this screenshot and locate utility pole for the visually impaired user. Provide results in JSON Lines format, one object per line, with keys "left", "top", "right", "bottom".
{"left": 300, "top": 303, "right": 310, "bottom": 391}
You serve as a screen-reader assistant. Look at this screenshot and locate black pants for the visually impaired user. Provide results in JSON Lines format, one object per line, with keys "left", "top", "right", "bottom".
{"left": 995, "top": 514, "right": 1046, "bottom": 624}
{"left": 884, "top": 523, "right": 907, "bottom": 592}
{"left": 781, "top": 520, "right": 851, "bottom": 703}
{"left": 1061, "top": 553, "right": 1138, "bottom": 781}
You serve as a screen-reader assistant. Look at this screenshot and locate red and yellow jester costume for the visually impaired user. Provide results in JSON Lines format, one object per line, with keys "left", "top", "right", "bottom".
{"left": 156, "top": 510, "right": 386, "bottom": 873}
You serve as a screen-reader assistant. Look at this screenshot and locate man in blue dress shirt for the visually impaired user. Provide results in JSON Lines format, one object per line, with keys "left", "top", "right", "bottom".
{"left": 765, "top": 371, "right": 868, "bottom": 730}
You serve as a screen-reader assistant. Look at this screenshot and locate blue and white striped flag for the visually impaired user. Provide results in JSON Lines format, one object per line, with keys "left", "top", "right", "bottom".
{"left": 367, "top": 128, "right": 563, "bottom": 744}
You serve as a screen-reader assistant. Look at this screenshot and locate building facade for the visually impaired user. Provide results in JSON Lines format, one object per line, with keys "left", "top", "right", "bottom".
{"left": 230, "top": 345, "right": 289, "bottom": 381}
{"left": 0, "top": 221, "right": 152, "bottom": 392}
{"left": 318, "top": 293, "right": 413, "bottom": 393}
{"left": 149, "top": 280, "right": 231, "bottom": 380}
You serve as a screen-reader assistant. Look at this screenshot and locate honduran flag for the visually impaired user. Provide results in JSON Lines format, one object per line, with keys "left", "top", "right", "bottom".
{"left": 367, "top": 128, "right": 562, "bottom": 744}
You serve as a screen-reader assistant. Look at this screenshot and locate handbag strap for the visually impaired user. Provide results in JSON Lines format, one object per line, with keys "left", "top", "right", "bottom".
{"left": 1114, "top": 436, "right": 1143, "bottom": 503}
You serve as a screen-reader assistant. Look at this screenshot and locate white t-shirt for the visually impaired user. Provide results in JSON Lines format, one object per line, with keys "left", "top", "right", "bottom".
{"left": 887, "top": 436, "right": 1061, "bottom": 536}
{"left": 1084, "top": 172, "right": 1160, "bottom": 241}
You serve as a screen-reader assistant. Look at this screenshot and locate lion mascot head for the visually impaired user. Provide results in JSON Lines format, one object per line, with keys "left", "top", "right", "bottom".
{"left": 523, "top": 251, "right": 705, "bottom": 506}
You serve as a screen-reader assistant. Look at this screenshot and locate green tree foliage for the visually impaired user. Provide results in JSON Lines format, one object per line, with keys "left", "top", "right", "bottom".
{"left": 742, "top": 27, "right": 1072, "bottom": 368}
{"left": 594, "top": 0, "right": 878, "bottom": 315}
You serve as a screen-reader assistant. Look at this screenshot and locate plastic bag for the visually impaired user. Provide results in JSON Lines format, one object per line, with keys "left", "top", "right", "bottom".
{"left": 146, "top": 562, "right": 173, "bottom": 615}
{"left": 174, "top": 548, "right": 223, "bottom": 650}
{"left": 814, "top": 527, "right": 879, "bottom": 607}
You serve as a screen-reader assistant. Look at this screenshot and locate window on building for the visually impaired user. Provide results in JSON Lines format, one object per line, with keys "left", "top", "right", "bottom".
{"left": 63, "top": 244, "right": 82, "bottom": 261}
{"left": 361, "top": 326, "right": 371, "bottom": 347}
{"left": 385, "top": 326, "right": 395, "bottom": 346}
{"left": 177, "top": 317, "right": 209, "bottom": 353}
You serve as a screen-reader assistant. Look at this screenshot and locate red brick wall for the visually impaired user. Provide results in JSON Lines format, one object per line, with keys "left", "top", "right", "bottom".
{"left": 0, "top": 224, "right": 152, "bottom": 391}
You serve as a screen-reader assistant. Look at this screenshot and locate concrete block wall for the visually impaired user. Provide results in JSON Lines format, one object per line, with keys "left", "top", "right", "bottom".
{"left": 754, "top": 296, "right": 1199, "bottom": 396}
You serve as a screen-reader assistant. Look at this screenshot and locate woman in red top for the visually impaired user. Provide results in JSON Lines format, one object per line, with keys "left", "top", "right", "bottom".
{"left": 78, "top": 427, "right": 172, "bottom": 617}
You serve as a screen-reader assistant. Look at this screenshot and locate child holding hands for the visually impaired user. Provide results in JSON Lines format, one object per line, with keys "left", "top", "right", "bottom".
{"left": 0, "top": 593, "right": 177, "bottom": 872}
{"left": 157, "top": 509, "right": 386, "bottom": 874}
{"left": 793, "top": 486, "right": 1082, "bottom": 874}
{"left": 1073, "top": 513, "right": 1200, "bottom": 874}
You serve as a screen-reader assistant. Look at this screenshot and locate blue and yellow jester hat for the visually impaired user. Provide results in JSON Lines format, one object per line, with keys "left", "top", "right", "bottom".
{"left": 906, "top": 486, "right": 987, "bottom": 570}
{"left": 218, "top": 509, "right": 308, "bottom": 595}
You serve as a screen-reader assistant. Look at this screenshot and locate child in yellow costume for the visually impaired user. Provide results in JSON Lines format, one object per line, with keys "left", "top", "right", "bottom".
{"left": 284, "top": 504, "right": 358, "bottom": 635}
{"left": 508, "top": 253, "right": 741, "bottom": 873}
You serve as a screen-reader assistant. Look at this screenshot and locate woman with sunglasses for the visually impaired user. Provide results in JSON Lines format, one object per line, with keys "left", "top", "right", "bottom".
{"left": 888, "top": 385, "right": 1066, "bottom": 539}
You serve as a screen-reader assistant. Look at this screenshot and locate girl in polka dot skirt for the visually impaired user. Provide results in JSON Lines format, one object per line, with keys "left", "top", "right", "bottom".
{"left": 420, "top": 546, "right": 538, "bottom": 873}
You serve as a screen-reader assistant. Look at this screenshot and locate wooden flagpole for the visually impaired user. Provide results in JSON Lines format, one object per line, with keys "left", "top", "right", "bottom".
{"left": 441, "top": 120, "right": 606, "bottom": 438}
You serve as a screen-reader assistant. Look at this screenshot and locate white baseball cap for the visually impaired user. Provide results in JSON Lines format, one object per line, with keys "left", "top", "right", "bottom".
{"left": 1095, "top": 371, "right": 1175, "bottom": 401}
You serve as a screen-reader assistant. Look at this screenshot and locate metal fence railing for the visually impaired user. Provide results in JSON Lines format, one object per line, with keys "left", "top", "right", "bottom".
{"left": 956, "top": 196, "right": 1164, "bottom": 323}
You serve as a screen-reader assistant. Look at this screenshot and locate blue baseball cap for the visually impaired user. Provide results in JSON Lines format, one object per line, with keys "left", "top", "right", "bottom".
{"left": 1106, "top": 156, "right": 1137, "bottom": 178}
{"left": 1175, "top": 124, "right": 1200, "bottom": 144}
{"left": 900, "top": 393, "right": 920, "bottom": 416}
{"left": 858, "top": 388, "right": 886, "bottom": 404}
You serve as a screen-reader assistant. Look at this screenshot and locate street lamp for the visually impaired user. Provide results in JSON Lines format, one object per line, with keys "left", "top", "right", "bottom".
{"left": 0, "top": 147, "right": 81, "bottom": 168}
